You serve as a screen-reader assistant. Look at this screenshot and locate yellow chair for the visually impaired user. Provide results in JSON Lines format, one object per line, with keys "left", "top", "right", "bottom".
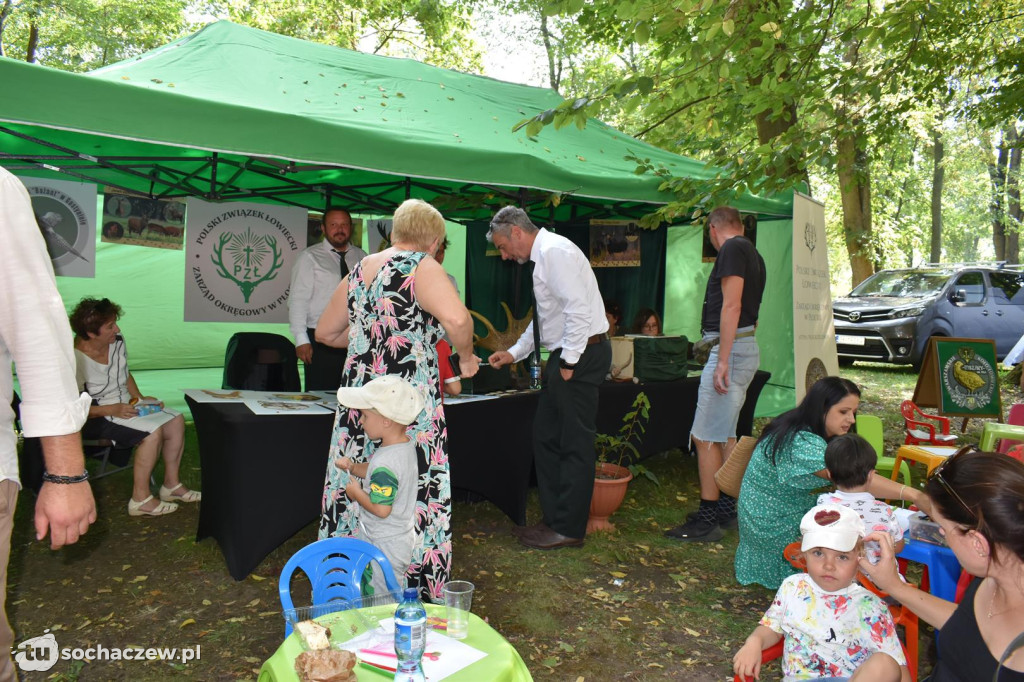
{"left": 856, "top": 414, "right": 911, "bottom": 486}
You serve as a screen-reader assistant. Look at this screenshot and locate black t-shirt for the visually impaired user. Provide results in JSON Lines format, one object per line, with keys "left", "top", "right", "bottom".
{"left": 701, "top": 236, "right": 765, "bottom": 333}
{"left": 931, "top": 579, "right": 1024, "bottom": 682}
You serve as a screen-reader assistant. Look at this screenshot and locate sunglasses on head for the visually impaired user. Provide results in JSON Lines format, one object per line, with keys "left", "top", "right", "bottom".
{"left": 929, "top": 444, "right": 979, "bottom": 523}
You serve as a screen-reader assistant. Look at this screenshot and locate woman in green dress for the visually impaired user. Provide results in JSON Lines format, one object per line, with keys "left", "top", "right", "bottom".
{"left": 734, "top": 376, "right": 924, "bottom": 589}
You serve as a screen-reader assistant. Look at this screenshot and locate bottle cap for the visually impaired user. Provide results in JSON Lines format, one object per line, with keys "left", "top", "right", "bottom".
{"left": 403, "top": 588, "right": 418, "bottom": 600}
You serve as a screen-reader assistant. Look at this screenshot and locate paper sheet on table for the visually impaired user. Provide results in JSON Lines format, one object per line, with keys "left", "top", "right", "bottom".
{"left": 441, "top": 393, "right": 501, "bottom": 404}
{"left": 339, "top": 618, "right": 487, "bottom": 681}
{"left": 308, "top": 390, "right": 340, "bottom": 411}
{"left": 243, "top": 398, "right": 333, "bottom": 415}
{"left": 183, "top": 388, "right": 261, "bottom": 403}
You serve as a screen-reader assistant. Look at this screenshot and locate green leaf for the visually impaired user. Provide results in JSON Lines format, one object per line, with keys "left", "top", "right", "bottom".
{"left": 722, "top": 18, "right": 734, "bottom": 36}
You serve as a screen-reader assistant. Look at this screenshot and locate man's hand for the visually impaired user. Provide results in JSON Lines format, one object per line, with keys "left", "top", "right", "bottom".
{"left": 35, "top": 481, "right": 97, "bottom": 549}
{"left": 560, "top": 367, "right": 574, "bottom": 382}
{"left": 713, "top": 358, "right": 731, "bottom": 394}
{"left": 488, "top": 351, "right": 514, "bottom": 369}
{"left": 296, "top": 343, "right": 313, "bottom": 364}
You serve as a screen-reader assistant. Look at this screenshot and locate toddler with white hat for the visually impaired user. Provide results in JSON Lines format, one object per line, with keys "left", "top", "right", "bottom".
{"left": 733, "top": 504, "right": 909, "bottom": 681}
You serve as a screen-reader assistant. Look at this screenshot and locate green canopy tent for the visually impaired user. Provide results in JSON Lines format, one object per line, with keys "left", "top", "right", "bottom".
{"left": 0, "top": 21, "right": 796, "bottom": 414}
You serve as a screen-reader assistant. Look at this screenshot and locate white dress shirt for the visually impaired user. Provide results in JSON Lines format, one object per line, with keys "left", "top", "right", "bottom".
{"left": 507, "top": 228, "right": 608, "bottom": 365}
{"left": 0, "top": 168, "right": 90, "bottom": 486}
{"left": 287, "top": 239, "right": 367, "bottom": 346}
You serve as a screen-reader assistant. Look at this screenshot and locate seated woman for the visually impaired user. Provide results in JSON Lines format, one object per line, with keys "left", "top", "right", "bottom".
{"left": 631, "top": 308, "right": 662, "bottom": 336}
{"left": 861, "top": 448, "right": 1024, "bottom": 682}
{"left": 70, "top": 298, "right": 199, "bottom": 517}
{"left": 735, "top": 376, "right": 924, "bottom": 589}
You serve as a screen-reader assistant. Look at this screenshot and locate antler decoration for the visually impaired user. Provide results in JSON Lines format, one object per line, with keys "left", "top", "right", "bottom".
{"left": 470, "top": 302, "right": 533, "bottom": 353}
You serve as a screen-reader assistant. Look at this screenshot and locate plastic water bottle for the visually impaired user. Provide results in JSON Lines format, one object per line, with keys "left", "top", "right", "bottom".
{"left": 393, "top": 588, "right": 426, "bottom": 681}
{"left": 529, "top": 354, "right": 542, "bottom": 390}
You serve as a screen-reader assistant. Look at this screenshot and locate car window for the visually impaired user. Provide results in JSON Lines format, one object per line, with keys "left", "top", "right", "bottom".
{"left": 989, "top": 271, "right": 1024, "bottom": 305}
{"left": 850, "top": 271, "right": 949, "bottom": 297}
{"left": 952, "top": 272, "right": 985, "bottom": 304}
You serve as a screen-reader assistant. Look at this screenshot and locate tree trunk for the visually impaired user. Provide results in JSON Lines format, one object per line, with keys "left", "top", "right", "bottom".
{"left": 25, "top": 22, "right": 38, "bottom": 63}
{"left": 838, "top": 128, "right": 874, "bottom": 285}
{"left": 539, "top": 13, "right": 561, "bottom": 93}
{"left": 1007, "top": 127, "right": 1021, "bottom": 264}
{"left": 930, "top": 127, "right": 944, "bottom": 263}
{"left": 985, "top": 128, "right": 1009, "bottom": 261}
{"left": 0, "top": 0, "right": 13, "bottom": 57}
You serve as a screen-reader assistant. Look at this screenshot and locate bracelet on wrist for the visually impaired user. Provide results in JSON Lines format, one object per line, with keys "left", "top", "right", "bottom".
{"left": 42, "top": 470, "right": 89, "bottom": 485}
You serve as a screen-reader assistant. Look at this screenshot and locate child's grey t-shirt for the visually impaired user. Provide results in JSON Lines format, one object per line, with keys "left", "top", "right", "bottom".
{"left": 360, "top": 438, "right": 417, "bottom": 545}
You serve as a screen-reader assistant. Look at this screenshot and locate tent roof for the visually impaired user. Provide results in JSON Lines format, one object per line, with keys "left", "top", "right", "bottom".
{"left": 0, "top": 20, "right": 790, "bottom": 222}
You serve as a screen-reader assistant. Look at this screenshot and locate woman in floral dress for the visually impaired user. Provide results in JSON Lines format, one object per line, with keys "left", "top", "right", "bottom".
{"left": 316, "top": 199, "right": 479, "bottom": 601}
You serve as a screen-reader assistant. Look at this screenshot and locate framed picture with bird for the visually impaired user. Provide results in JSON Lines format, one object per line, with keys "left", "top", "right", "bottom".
{"left": 914, "top": 337, "right": 1002, "bottom": 419}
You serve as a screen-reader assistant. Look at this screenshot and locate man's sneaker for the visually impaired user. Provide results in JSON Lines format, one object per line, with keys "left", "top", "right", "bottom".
{"left": 663, "top": 517, "right": 724, "bottom": 542}
{"left": 685, "top": 509, "right": 738, "bottom": 531}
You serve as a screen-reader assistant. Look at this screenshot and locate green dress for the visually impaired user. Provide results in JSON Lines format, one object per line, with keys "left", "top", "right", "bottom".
{"left": 734, "top": 430, "right": 828, "bottom": 590}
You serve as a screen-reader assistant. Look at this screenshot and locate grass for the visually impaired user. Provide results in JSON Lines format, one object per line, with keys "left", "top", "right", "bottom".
{"left": 8, "top": 363, "right": 1023, "bottom": 680}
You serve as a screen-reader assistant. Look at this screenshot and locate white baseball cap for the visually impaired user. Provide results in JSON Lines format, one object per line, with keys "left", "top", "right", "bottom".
{"left": 800, "top": 504, "right": 865, "bottom": 552}
{"left": 336, "top": 375, "right": 424, "bottom": 425}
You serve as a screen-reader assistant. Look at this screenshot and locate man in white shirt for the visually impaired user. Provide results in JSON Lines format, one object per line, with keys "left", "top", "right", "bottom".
{"left": 487, "top": 206, "right": 611, "bottom": 550}
{"left": 0, "top": 167, "right": 96, "bottom": 679}
{"left": 287, "top": 208, "right": 367, "bottom": 390}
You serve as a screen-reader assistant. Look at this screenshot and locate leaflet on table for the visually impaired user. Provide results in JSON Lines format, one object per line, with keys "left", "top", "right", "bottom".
{"left": 442, "top": 393, "right": 501, "bottom": 404}
{"left": 243, "top": 398, "right": 333, "bottom": 415}
{"left": 183, "top": 389, "right": 325, "bottom": 404}
{"left": 110, "top": 407, "right": 181, "bottom": 430}
{"left": 339, "top": 619, "right": 487, "bottom": 681}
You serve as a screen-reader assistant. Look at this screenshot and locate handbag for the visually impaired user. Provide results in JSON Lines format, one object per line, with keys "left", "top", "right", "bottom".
{"left": 713, "top": 436, "right": 758, "bottom": 498}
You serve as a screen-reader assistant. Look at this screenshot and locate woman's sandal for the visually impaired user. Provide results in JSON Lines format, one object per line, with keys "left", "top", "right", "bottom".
{"left": 159, "top": 483, "right": 202, "bottom": 503}
{"left": 128, "top": 495, "right": 178, "bottom": 517}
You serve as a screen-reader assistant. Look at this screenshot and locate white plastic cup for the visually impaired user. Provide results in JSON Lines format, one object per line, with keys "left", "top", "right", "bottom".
{"left": 443, "top": 580, "right": 474, "bottom": 639}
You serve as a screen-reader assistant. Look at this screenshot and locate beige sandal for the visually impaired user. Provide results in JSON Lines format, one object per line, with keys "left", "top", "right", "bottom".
{"left": 128, "top": 495, "right": 178, "bottom": 517}
{"left": 159, "top": 483, "right": 202, "bottom": 503}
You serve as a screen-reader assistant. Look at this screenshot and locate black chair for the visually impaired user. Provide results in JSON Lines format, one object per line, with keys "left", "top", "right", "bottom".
{"left": 222, "top": 333, "right": 301, "bottom": 391}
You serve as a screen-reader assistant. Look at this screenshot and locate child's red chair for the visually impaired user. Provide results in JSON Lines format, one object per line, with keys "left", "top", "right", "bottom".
{"left": 1006, "top": 444, "right": 1024, "bottom": 462}
{"left": 746, "top": 542, "right": 920, "bottom": 682}
{"left": 998, "top": 404, "right": 1024, "bottom": 454}
{"left": 902, "top": 400, "right": 958, "bottom": 446}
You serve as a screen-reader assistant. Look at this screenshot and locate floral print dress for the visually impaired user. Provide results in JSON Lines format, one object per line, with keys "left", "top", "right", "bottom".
{"left": 319, "top": 251, "right": 450, "bottom": 602}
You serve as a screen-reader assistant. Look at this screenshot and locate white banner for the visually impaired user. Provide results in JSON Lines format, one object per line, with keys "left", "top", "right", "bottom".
{"left": 792, "top": 191, "right": 839, "bottom": 402}
{"left": 21, "top": 176, "right": 97, "bottom": 278}
{"left": 184, "top": 199, "right": 304, "bottom": 322}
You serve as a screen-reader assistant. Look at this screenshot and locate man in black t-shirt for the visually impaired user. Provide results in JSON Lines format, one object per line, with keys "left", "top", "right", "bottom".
{"left": 666, "top": 206, "right": 765, "bottom": 542}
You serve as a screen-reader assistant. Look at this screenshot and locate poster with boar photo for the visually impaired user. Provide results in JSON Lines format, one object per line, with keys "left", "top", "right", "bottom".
{"left": 101, "top": 191, "right": 185, "bottom": 249}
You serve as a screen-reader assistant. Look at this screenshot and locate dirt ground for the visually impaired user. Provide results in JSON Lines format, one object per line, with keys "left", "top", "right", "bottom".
{"left": 6, "top": 448, "right": 759, "bottom": 681}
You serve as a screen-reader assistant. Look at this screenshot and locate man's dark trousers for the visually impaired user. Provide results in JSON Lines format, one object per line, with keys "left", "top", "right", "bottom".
{"left": 303, "top": 327, "right": 347, "bottom": 391}
{"left": 532, "top": 339, "right": 612, "bottom": 539}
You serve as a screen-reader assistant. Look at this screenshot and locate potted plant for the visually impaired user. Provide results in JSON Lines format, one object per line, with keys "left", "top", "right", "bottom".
{"left": 589, "top": 392, "right": 657, "bottom": 533}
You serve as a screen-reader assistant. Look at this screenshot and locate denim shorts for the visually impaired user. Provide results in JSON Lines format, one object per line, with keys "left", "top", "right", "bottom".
{"left": 690, "top": 330, "right": 760, "bottom": 444}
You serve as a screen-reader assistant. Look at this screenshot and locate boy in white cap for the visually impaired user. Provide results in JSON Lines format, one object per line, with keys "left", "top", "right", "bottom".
{"left": 335, "top": 375, "right": 424, "bottom": 594}
{"left": 733, "top": 504, "right": 909, "bottom": 682}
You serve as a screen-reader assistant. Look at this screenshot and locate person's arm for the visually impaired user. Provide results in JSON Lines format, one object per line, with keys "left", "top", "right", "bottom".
{"left": 0, "top": 170, "right": 95, "bottom": 548}
{"left": 733, "top": 625, "right": 782, "bottom": 680}
{"left": 857, "top": 530, "right": 958, "bottom": 629}
{"left": 414, "top": 258, "right": 479, "bottom": 378}
{"left": 866, "top": 471, "right": 927, "bottom": 509}
{"left": 714, "top": 274, "right": 744, "bottom": 394}
{"left": 288, "top": 251, "right": 315, "bottom": 362}
{"left": 444, "top": 377, "right": 462, "bottom": 396}
{"left": 315, "top": 276, "right": 351, "bottom": 349}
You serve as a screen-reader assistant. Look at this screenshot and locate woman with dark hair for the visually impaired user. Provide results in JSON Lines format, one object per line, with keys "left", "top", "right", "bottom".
{"left": 604, "top": 299, "right": 623, "bottom": 337}
{"left": 862, "top": 449, "right": 1024, "bottom": 681}
{"left": 631, "top": 308, "right": 662, "bottom": 336}
{"left": 734, "top": 376, "right": 924, "bottom": 589}
{"left": 70, "top": 297, "right": 198, "bottom": 517}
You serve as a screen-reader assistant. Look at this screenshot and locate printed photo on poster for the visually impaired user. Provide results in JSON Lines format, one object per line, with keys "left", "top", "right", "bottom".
{"left": 702, "top": 213, "right": 758, "bottom": 262}
{"left": 306, "top": 211, "right": 364, "bottom": 249}
{"left": 367, "top": 218, "right": 393, "bottom": 253}
{"left": 101, "top": 191, "right": 185, "bottom": 249}
{"left": 22, "top": 176, "right": 97, "bottom": 278}
{"left": 590, "top": 219, "right": 641, "bottom": 267}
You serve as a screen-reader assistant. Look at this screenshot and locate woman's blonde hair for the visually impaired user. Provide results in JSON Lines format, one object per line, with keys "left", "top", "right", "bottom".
{"left": 391, "top": 199, "right": 445, "bottom": 251}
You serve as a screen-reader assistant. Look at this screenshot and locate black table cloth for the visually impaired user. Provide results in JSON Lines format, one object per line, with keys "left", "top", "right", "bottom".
{"left": 186, "top": 370, "right": 770, "bottom": 580}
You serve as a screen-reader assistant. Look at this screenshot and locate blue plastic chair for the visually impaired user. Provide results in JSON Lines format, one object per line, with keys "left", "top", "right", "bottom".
{"left": 278, "top": 537, "right": 401, "bottom": 636}
{"left": 855, "top": 414, "right": 911, "bottom": 486}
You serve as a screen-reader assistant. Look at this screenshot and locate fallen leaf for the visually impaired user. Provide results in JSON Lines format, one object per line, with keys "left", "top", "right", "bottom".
{"left": 684, "top": 627, "right": 701, "bottom": 637}
{"left": 247, "top": 599, "right": 260, "bottom": 608}
{"left": 180, "top": 619, "right": 196, "bottom": 628}
{"left": 129, "top": 576, "right": 148, "bottom": 583}
{"left": 202, "top": 599, "right": 212, "bottom": 606}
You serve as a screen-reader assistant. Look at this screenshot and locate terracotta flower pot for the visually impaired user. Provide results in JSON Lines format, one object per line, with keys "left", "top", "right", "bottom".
{"left": 588, "top": 463, "right": 633, "bottom": 533}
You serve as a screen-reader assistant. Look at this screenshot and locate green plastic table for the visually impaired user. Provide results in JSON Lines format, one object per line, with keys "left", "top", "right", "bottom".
{"left": 979, "top": 422, "right": 1024, "bottom": 452}
{"left": 258, "top": 604, "right": 533, "bottom": 682}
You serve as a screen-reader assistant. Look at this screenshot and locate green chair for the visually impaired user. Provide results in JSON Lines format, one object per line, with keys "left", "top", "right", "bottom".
{"left": 856, "top": 414, "right": 911, "bottom": 486}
